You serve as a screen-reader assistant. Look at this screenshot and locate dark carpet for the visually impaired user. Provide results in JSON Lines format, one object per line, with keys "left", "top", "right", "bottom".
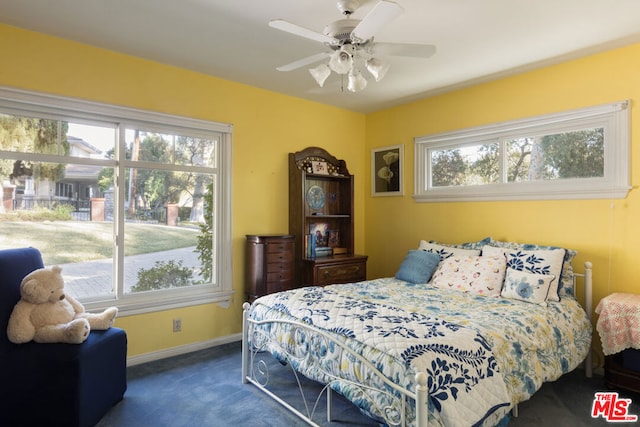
{"left": 97, "top": 341, "right": 640, "bottom": 426}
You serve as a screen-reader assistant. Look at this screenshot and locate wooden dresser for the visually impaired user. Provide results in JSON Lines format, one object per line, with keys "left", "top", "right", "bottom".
{"left": 245, "top": 234, "right": 294, "bottom": 302}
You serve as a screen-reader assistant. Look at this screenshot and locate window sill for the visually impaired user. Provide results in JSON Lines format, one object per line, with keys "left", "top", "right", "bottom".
{"left": 84, "top": 290, "right": 235, "bottom": 317}
{"left": 413, "top": 182, "right": 632, "bottom": 202}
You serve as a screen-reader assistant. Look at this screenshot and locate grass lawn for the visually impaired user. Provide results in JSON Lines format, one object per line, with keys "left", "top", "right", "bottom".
{"left": 0, "top": 221, "right": 199, "bottom": 264}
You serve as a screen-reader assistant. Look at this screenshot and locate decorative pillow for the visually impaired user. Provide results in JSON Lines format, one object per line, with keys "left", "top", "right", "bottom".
{"left": 487, "top": 238, "right": 577, "bottom": 298}
{"left": 418, "top": 240, "right": 481, "bottom": 260}
{"left": 501, "top": 268, "right": 556, "bottom": 306}
{"left": 395, "top": 250, "right": 442, "bottom": 284}
{"left": 429, "top": 255, "right": 506, "bottom": 297}
{"left": 427, "top": 237, "right": 492, "bottom": 251}
{"left": 482, "top": 245, "right": 565, "bottom": 302}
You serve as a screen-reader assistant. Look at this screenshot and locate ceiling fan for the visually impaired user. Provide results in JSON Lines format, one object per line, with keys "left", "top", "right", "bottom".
{"left": 269, "top": 0, "right": 436, "bottom": 92}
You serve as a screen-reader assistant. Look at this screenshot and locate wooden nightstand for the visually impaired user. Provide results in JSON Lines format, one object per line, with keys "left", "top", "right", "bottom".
{"left": 596, "top": 293, "right": 640, "bottom": 393}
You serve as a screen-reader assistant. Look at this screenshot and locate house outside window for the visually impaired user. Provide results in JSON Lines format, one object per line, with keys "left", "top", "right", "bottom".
{"left": 56, "top": 182, "right": 73, "bottom": 198}
{"left": 414, "top": 101, "right": 630, "bottom": 202}
{"left": 0, "top": 87, "right": 233, "bottom": 315}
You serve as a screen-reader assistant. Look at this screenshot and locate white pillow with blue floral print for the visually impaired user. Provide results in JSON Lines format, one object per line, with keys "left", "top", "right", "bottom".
{"left": 501, "top": 268, "right": 556, "bottom": 306}
{"left": 418, "top": 240, "right": 480, "bottom": 260}
{"left": 482, "top": 245, "right": 565, "bottom": 302}
{"left": 487, "top": 239, "right": 576, "bottom": 299}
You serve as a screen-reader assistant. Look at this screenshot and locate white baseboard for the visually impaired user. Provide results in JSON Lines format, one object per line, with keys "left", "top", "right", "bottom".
{"left": 126, "top": 333, "right": 242, "bottom": 366}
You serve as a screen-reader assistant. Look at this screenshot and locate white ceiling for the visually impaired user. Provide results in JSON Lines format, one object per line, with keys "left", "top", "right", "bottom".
{"left": 2, "top": 0, "right": 640, "bottom": 113}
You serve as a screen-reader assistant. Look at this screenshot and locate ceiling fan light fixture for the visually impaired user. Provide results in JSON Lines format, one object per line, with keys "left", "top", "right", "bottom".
{"left": 337, "top": 0, "right": 360, "bottom": 16}
{"left": 271, "top": 0, "right": 436, "bottom": 94}
{"left": 365, "top": 57, "right": 390, "bottom": 82}
{"left": 329, "top": 48, "right": 353, "bottom": 74}
{"left": 309, "top": 63, "right": 331, "bottom": 87}
{"left": 347, "top": 68, "right": 368, "bottom": 92}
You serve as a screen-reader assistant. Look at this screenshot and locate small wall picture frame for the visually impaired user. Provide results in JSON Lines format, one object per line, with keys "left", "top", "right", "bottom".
{"left": 311, "top": 160, "right": 329, "bottom": 175}
{"left": 372, "top": 144, "right": 403, "bottom": 196}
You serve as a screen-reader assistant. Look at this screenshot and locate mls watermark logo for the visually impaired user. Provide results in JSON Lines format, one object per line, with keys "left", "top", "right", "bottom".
{"left": 592, "top": 392, "right": 638, "bottom": 422}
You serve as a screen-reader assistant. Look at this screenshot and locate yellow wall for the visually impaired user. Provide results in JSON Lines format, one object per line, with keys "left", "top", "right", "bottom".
{"left": 365, "top": 43, "right": 640, "bottom": 361}
{"left": 4, "top": 22, "right": 640, "bottom": 364}
{"left": 0, "top": 24, "right": 366, "bottom": 357}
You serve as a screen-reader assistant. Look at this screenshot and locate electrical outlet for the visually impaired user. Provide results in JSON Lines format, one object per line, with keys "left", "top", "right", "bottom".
{"left": 172, "top": 318, "right": 182, "bottom": 332}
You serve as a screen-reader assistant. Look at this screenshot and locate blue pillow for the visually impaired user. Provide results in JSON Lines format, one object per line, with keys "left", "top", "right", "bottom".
{"left": 395, "top": 250, "right": 441, "bottom": 284}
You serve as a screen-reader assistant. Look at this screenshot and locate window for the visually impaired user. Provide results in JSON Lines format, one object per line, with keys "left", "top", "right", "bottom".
{"left": 56, "top": 182, "right": 73, "bottom": 198}
{"left": 414, "top": 101, "right": 630, "bottom": 202}
{"left": 0, "top": 87, "right": 232, "bottom": 315}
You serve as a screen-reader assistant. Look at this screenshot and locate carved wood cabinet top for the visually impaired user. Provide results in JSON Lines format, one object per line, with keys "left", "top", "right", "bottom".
{"left": 291, "top": 147, "right": 350, "bottom": 176}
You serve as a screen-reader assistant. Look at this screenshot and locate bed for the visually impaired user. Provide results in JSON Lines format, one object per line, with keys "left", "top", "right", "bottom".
{"left": 242, "top": 238, "right": 593, "bottom": 426}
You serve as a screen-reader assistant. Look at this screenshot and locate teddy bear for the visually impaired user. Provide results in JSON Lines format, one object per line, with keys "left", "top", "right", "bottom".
{"left": 7, "top": 265, "right": 118, "bottom": 344}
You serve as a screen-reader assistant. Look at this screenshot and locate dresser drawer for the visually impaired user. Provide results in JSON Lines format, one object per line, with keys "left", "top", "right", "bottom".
{"left": 266, "top": 280, "right": 289, "bottom": 295}
{"left": 267, "top": 269, "right": 293, "bottom": 282}
{"left": 266, "top": 251, "right": 293, "bottom": 263}
{"left": 266, "top": 261, "right": 292, "bottom": 273}
{"left": 315, "top": 261, "right": 366, "bottom": 286}
{"left": 266, "top": 241, "right": 294, "bottom": 253}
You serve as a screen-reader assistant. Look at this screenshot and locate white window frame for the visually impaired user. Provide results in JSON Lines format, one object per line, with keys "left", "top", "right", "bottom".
{"left": 0, "top": 87, "right": 234, "bottom": 315}
{"left": 414, "top": 101, "right": 631, "bottom": 202}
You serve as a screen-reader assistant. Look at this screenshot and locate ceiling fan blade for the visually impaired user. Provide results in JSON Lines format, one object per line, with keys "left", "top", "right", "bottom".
{"left": 269, "top": 19, "right": 337, "bottom": 45}
{"left": 351, "top": 1, "right": 403, "bottom": 43}
{"left": 372, "top": 42, "right": 437, "bottom": 58}
{"left": 276, "top": 52, "right": 330, "bottom": 72}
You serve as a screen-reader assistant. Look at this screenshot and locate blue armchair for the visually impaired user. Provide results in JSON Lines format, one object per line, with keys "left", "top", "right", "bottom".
{"left": 0, "top": 247, "right": 127, "bottom": 427}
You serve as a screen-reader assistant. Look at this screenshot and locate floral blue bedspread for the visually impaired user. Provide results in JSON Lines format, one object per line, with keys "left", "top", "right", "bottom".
{"left": 249, "top": 278, "right": 592, "bottom": 427}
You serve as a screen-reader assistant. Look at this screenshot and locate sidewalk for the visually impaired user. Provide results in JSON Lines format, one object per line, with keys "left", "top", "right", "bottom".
{"left": 59, "top": 246, "right": 201, "bottom": 298}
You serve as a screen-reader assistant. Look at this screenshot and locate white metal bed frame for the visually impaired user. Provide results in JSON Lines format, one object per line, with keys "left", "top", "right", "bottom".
{"left": 242, "top": 262, "right": 593, "bottom": 427}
